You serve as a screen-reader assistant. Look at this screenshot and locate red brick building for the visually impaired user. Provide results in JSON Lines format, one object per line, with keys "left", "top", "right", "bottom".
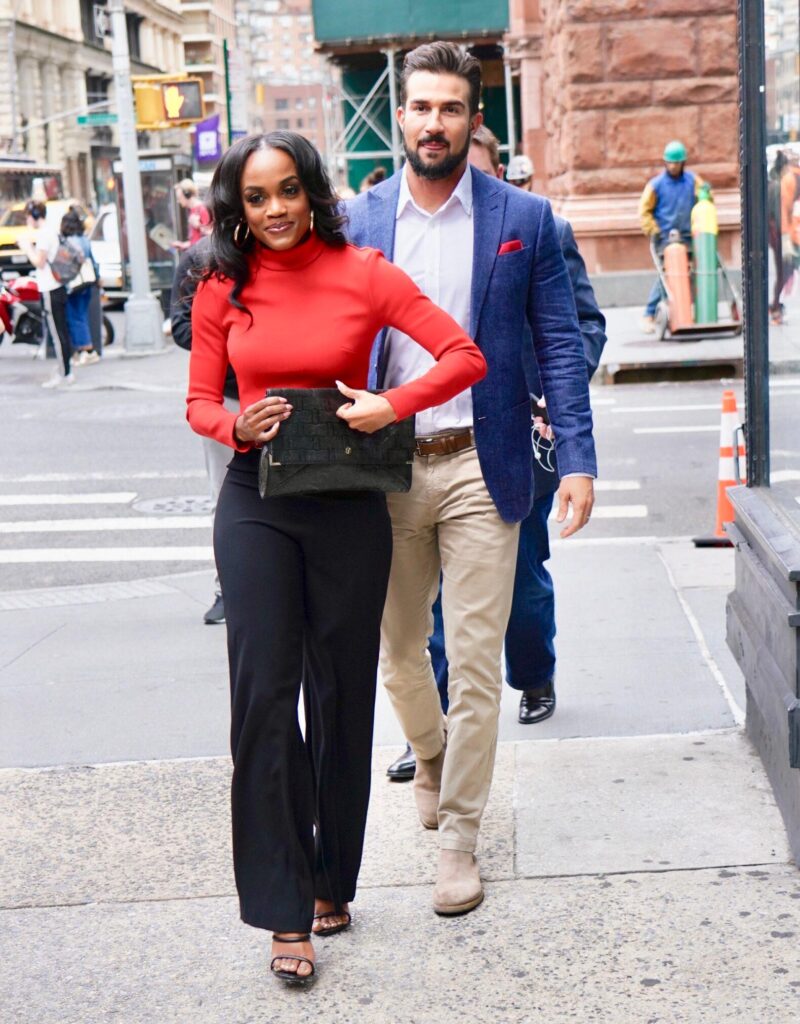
{"left": 506, "top": 0, "right": 741, "bottom": 283}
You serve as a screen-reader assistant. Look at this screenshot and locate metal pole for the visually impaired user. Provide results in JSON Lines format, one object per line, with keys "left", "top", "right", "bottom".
{"left": 223, "top": 38, "right": 233, "bottom": 148}
{"left": 108, "top": 0, "right": 164, "bottom": 352}
{"left": 738, "top": 0, "right": 769, "bottom": 487}
{"left": 7, "top": 12, "right": 19, "bottom": 155}
{"left": 384, "top": 48, "right": 401, "bottom": 171}
{"left": 504, "top": 58, "right": 517, "bottom": 160}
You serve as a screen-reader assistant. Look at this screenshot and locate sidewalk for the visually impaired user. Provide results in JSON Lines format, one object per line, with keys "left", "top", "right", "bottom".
{"left": 2, "top": 536, "right": 797, "bottom": 1022}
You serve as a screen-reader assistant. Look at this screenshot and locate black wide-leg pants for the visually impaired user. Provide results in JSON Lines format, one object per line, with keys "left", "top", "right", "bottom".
{"left": 214, "top": 451, "right": 393, "bottom": 933}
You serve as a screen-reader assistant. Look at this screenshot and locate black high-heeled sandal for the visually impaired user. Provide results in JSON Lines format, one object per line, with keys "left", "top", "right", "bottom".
{"left": 270, "top": 933, "right": 315, "bottom": 985}
{"left": 312, "top": 909, "right": 351, "bottom": 938}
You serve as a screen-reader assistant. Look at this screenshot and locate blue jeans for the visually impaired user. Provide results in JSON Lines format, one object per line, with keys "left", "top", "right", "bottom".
{"left": 645, "top": 278, "right": 663, "bottom": 317}
{"left": 66, "top": 288, "right": 92, "bottom": 350}
{"left": 429, "top": 489, "right": 556, "bottom": 712}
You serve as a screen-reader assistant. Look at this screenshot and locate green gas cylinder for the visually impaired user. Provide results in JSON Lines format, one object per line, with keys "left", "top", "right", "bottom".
{"left": 691, "top": 184, "right": 718, "bottom": 323}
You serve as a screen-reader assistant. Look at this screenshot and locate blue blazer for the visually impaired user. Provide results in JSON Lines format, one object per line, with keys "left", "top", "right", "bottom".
{"left": 526, "top": 215, "right": 607, "bottom": 498}
{"left": 346, "top": 166, "right": 597, "bottom": 524}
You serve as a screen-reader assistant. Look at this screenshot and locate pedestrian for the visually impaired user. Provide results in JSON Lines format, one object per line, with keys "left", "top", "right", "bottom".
{"left": 347, "top": 41, "right": 596, "bottom": 916}
{"left": 186, "top": 129, "right": 485, "bottom": 983}
{"left": 359, "top": 166, "right": 388, "bottom": 192}
{"left": 170, "top": 235, "right": 235, "bottom": 624}
{"left": 387, "top": 127, "right": 607, "bottom": 783}
{"left": 638, "top": 140, "right": 709, "bottom": 334}
{"left": 60, "top": 208, "right": 100, "bottom": 366}
{"left": 505, "top": 152, "right": 533, "bottom": 189}
{"left": 19, "top": 200, "right": 75, "bottom": 388}
{"left": 172, "top": 178, "right": 212, "bottom": 252}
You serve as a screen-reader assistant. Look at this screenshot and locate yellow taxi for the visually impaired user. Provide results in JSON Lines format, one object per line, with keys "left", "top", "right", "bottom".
{"left": 0, "top": 199, "right": 92, "bottom": 279}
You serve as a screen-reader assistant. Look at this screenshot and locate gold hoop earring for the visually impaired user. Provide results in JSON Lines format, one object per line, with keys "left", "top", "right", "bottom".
{"left": 309, "top": 210, "right": 315, "bottom": 232}
{"left": 233, "top": 220, "right": 251, "bottom": 247}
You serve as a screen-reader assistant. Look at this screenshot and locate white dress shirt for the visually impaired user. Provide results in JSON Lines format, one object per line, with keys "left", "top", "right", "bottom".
{"left": 383, "top": 167, "right": 474, "bottom": 436}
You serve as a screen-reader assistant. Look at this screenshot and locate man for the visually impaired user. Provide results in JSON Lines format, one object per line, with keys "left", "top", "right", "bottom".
{"left": 171, "top": 179, "right": 212, "bottom": 252}
{"left": 170, "top": 237, "right": 238, "bottom": 625}
{"left": 347, "top": 41, "right": 596, "bottom": 916}
{"left": 387, "top": 128, "right": 606, "bottom": 782}
{"left": 506, "top": 153, "right": 533, "bottom": 190}
{"left": 639, "top": 141, "right": 707, "bottom": 334}
{"left": 19, "top": 201, "right": 75, "bottom": 389}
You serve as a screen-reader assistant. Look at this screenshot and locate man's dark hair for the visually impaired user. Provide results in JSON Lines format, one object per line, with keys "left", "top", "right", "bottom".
{"left": 401, "top": 41, "right": 482, "bottom": 116}
{"left": 60, "top": 210, "right": 85, "bottom": 237}
{"left": 201, "top": 130, "right": 347, "bottom": 317}
{"left": 24, "top": 200, "right": 46, "bottom": 221}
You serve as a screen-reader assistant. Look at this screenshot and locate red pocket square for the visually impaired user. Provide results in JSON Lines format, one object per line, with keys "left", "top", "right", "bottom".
{"left": 498, "top": 239, "right": 523, "bottom": 255}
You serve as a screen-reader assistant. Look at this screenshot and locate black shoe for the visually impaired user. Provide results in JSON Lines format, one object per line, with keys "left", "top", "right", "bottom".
{"left": 386, "top": 743, "right": 416, "bottom": 781}
{"left": 203, "top": 594, "right": 225, "bottom": 624}
{"left": 518, "top": 681, "right": 556, "bottom": 724}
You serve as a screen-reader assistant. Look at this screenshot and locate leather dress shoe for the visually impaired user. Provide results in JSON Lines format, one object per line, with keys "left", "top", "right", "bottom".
{"left": 386, "top": 743, "right": 416, "bottom": 781}
{"left": 518, "top": 681, "right": 556, "bottom": 724}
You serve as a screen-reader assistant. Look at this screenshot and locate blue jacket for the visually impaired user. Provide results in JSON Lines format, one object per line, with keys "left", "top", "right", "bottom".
{"left": 346, "top": 166, "right": 597, "bottom": 524}
{"left": 642, "top": 169, "right": 698, "bottom": 238}
{"left": 525, "top": 215, "right": 606, "bottom": 497}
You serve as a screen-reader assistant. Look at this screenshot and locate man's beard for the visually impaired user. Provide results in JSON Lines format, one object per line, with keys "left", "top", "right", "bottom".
{"left": 403, "top": 131, "right": 471, "bottom": 180}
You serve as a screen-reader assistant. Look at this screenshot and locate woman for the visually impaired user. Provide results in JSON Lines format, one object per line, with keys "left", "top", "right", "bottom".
{"left": 187, "top": 131, "right": 485, "bottom": 984}
{"left": 60, "top": 208, "right": 100, "bottom": 365}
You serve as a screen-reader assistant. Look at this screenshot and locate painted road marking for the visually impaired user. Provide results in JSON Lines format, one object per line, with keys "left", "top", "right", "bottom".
{"left": 0, "top": 516, "right": 213, "bottom": 534}
{"left": 551, "top": 504, "right": 648, "bottom": 520}
{"left": 633, "top": 425, "right": 720, "bottom": 435}
{"left": 612, "top": 403, "right": 724, "bottom": 414}
{"left": 771, "top": 470, "right": 800, "bottom": 483}
{"left": 0, "top": 547, "right": 213, "bottom": 563}
{"left": 0, "top": 471, "right": 205, "bottom": 483}
{"left": 0, "top": 492, "right": 137, "bottom": 506}
{"left": 594, "top": 480, "right": 641, "bottom": 492}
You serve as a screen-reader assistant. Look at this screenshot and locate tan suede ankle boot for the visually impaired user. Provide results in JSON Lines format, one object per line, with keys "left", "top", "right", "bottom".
{"left": 432, "top": 850, "right": 484, "bottom": 916}
{"left": 412, "top": 747, "right": 445, "bottom": 829}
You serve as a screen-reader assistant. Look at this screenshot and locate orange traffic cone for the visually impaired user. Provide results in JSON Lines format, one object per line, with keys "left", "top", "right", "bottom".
{"left": 693, "top": 389, "right": 746, "bottom": 548}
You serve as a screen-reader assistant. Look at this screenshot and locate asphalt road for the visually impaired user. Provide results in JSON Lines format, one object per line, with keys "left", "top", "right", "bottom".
{"left": 0, "top": 318, "right": 798, "bottom": 592}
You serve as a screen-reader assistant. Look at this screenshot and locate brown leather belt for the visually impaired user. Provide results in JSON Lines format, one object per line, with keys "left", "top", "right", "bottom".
{"left": 414, "top": 427, "right": 475, "bottom": 457}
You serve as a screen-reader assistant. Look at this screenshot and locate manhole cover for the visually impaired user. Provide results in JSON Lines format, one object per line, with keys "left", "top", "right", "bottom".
{"left": 133, "top": 495, "right": 214, "bottom": 516}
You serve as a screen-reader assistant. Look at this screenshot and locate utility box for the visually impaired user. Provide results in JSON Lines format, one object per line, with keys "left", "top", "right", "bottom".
{"left": 110, "top": 151, "right": 192, "bottom": 312}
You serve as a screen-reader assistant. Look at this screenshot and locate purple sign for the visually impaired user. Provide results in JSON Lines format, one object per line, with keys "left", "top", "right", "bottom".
{"left": 194, "top": 114, "right": 222, "bottom": 163}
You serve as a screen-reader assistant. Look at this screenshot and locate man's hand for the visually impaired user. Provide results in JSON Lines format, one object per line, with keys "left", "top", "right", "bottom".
{"left": 233, "top": 395, "right": 292, "bottom": 447}
{"left": 555, "top": 476, "right": 594, "bottom": 539}
{"left": 335, "top": 381, "right": 397, "bottom": 433}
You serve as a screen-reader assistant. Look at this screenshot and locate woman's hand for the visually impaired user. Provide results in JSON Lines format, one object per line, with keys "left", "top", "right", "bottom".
{"left": 335, "top": 381, "right": 397, "bottom": 434}
{"left": 234, "top": 396, "right": 292, "bottom": 447}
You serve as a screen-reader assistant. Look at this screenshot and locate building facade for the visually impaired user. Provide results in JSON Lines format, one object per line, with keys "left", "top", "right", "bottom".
{"left": 237, "top": 0, "right": 339, "bottom": 158}
{"left": 180, "top": 0, "right": 237, "bottom": 123}
{"left": 0, "top": 0, "right": 185, "bottom": 205}
{"left": 507, "top": 0, "right": 741, "bottom": 281}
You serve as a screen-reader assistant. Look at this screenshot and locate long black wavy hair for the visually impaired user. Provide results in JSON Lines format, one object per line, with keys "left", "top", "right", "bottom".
{"left": 201, "top": 131, "right": 348, "bottom": 315}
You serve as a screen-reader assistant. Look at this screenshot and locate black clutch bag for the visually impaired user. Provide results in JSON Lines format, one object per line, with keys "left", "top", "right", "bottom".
{"left": 258, "top": 387, "right": 416, "bottom": 499}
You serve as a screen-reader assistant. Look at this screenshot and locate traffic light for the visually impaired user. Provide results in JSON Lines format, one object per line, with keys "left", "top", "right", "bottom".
{"left": 133, "top": 76, "right": 205, "bottom": 130}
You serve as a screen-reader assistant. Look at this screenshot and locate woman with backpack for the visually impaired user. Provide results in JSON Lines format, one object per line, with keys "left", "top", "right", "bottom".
{"left": 19, "top": 200, "right": 75, "bottom": 388}
{"left": 60, "top": 208, "right": 100, "bottom": 365}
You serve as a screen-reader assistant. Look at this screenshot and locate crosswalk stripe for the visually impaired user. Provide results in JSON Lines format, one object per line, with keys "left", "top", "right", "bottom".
{"left": 0, "top": 492, "right": 137, "bottom": 506}
{"left": 771, "top": 470, "right": 800, "bottom": 483}
{"left": 633, "top": 425, "right": 720, "bottom": 435}
{"left": 612, "top": 403, "right": 724, "bottom": 414}
{"left": 551, "top": 504, "right": 648, "bottom": 520}
{"left": 0, "top": 547, "right": 214, "bottom": 563}
{"left": 0, "top": 471, "right": 205, "bottom": 484}
{"left": 594, "top": 480, "right": 641, "bottom": 492}
{"left": 0, "top": 516, "right": 213, "bottom": 534}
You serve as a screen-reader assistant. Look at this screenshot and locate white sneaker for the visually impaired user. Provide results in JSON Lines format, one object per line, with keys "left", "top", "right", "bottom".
{"left": 76, "top": 350, "right": 100, "bottom": 365}
{"left": 640, "top": 316, "right": 656, "bottom": 335}
{"left": 41, "top": 372, "right": 75, "bottom": 389}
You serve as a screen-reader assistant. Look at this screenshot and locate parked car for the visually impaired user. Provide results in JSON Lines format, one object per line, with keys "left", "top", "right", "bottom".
{"left": 89, "top": 203, "right": 124, "bottom": 302}
{"left": 0, "top": 198, "right": 92, "bottom": 280}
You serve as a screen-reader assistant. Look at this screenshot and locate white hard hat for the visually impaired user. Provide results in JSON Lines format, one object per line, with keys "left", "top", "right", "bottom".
{"left": 507, "top": 154, "right": 534, "bottom": 181}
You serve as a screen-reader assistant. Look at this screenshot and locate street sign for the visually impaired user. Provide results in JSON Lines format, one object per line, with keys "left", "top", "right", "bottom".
{"left": 77, "top": 113, "right": 119, "bottom": 126}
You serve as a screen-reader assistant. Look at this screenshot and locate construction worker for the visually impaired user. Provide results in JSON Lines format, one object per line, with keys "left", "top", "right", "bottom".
{"left": 639, "top": 141, "right": 708, "bottom": 333}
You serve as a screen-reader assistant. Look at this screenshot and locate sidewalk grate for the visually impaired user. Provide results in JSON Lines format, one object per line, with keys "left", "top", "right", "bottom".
{"left": 0, "top": 579, "right": 176, "bottom": 610}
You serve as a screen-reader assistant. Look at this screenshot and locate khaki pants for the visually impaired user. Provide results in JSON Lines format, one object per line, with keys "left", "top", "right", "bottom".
{"left": 381, "top": 446, "right": 520, "bottom": 852}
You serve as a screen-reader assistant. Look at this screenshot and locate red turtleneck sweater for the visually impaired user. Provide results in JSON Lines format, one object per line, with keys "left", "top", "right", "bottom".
{"left": 186, "top": 232, "right": 486, "bottom": 450}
